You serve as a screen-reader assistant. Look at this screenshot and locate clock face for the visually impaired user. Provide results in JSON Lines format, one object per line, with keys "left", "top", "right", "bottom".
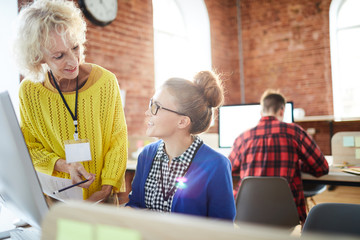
{"left": 79, "top": 0, "right": 118, "bottom": 26}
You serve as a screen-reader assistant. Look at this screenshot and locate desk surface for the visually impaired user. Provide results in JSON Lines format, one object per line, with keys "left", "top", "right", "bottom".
{"left": 302, "top": 167, "right": 360, "bottom": 186}
{"left": 127, "top": 160, "right": 360, "bottom": 187}
{"left": 127, "top": 159, "right": 137, "bottom": 171}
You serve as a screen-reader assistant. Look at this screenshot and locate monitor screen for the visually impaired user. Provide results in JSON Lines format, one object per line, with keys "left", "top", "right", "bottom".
{"left": 0, "top": 91, "right": 49, "bottom": 229}
{"left": 218, "top": 102, "right": 294, "bottom": 148}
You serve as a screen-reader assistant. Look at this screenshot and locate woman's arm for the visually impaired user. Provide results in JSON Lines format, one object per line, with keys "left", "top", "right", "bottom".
{"left": 207, "top": 157, "right": 236, "bottom": 221}
{"left": 90, "top": 76, "right": 128, "bottom": 200}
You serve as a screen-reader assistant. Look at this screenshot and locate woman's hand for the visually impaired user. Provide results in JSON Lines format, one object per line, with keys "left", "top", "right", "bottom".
{"left": 86, "top": 185, "right": 113, "bottom": 202}
{"left": 68, "top": 162, "right": 95, "bottom": 188}
{"left": 55, "top": 158, "right": 95, "bottom": 188}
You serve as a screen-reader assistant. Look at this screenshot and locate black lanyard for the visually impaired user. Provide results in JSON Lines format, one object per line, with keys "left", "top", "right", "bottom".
{"left": 158, "top": 142, "right": 202, "bottom": 202}
{"left": 49, "top": 71, "right": 79, "bottom": 140}
{"left": 159, "top": 160, "right": 178, "bottom": 201}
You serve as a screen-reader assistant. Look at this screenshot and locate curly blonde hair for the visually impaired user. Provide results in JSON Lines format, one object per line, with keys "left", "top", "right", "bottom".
{"left": 13, "top": 0, "right": 87, "bottom": 82}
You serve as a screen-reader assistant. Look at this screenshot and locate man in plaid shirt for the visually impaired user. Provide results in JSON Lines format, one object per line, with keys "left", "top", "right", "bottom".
{"left": 229, "top": 89, "right": 329, "bottom": 225}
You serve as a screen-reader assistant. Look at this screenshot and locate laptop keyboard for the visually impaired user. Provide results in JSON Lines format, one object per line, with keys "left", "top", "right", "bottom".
{"left": 9, "top": 228, "right": 41, "bottom": 240}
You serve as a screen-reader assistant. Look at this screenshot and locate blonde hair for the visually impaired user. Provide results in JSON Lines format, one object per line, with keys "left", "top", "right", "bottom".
{"left": 13, "top": 0, "right": 87, "bottom": 82}
{"left": 260, "top": 89, "right": 286, "bottom": 114}
{"left": 163, "top": 71, "right": 224, "bottom": 134}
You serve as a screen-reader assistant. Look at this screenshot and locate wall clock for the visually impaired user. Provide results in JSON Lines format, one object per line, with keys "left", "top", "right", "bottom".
{"left": 78, "top": 0, "right": 118, "bottom": 27}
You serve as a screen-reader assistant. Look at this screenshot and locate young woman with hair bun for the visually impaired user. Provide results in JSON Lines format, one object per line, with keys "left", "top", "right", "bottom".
{"left": 126, "top": 71, "right": 236, "bottom": 221}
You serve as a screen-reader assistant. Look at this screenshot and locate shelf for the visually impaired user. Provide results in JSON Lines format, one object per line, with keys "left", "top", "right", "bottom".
{"left": 295, "top": 115, "right": 334, "bottom": 122}
{"left": 295, "top": 115, "right": 360, "bottom": 122}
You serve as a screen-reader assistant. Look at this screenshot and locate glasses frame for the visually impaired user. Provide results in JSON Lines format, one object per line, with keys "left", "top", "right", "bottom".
{"left": 149, "top": 98, "right": 187, "bottom": 117}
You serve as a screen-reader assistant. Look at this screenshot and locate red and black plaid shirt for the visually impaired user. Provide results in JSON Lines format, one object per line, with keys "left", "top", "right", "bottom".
{"left": 229, "top": 116, "right": 329, "bottom": 223}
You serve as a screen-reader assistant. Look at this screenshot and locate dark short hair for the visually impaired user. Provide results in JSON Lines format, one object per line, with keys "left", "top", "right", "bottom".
{"left": 260, "top": 89, "right": 286, "bottom": 114}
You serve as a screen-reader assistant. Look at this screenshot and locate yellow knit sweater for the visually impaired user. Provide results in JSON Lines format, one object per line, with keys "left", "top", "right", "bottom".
{"left": 19, "top": 64, "right": 128, "bottom": 200}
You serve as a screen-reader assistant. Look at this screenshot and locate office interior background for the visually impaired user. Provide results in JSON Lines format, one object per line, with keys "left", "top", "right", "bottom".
{"left": 0, "top": 0, "right": 358, "bottom": 155}
{"left": 0, "top": 0, "right": 360, "bottom": 237}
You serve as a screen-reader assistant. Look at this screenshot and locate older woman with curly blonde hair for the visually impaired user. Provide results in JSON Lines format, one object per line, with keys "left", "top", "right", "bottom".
{"left": 13, "top": 0, "right": 128, "bottom": 202}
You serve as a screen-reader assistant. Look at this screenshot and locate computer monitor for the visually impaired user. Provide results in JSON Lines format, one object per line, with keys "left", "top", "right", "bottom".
{"left": 218, "top": 102, "right": 294, "bottom": 148}
{"left": 41, "top": 201, "right": 297, "bottom": 240}
{"left": 0, "top": 91, "right": 49, "bottom": 230}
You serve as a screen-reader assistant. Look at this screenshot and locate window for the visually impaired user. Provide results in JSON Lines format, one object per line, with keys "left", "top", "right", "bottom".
{"left": 0, "top": 1, "right": 19, "bottom": 118}
{"left": 330, "top": 0, "right": 360, "bottom": 120}
{"left": 152, "top": 0, "right": 212, "bottom": 89}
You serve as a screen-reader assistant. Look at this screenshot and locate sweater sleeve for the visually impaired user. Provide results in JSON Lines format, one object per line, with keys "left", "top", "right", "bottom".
{"left": 126, "top": 150, "right": 145, "bottom": 208}
{"left": 207, "top": 156, "right": 236, "bottom": 221}
{"left": 126, "top": 141, "right": 160, "bottom": 208}
{"left": 19, "top": 85, "right": 60, "bottom": 176}
{"left": 101, "top": 77, "right": 128, "bottom": 192}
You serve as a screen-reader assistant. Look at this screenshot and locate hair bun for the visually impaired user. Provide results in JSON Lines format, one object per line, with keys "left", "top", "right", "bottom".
{"left": 193, "top": 71, "right": 224, "bottom": 108}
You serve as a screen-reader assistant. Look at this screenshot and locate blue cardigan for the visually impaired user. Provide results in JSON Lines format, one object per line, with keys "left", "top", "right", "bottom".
{"left": 126, "top": 140, "right": 236, "bottom": 221}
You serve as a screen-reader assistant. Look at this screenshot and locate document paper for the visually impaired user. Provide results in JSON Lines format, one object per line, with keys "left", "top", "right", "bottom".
{"left": 36, "top": 171, "right": 83, "bottom": 201}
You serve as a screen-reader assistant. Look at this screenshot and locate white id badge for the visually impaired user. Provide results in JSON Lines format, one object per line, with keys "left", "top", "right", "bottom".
{"left": 64, "top": 139, "right": 92, "bottom": 163}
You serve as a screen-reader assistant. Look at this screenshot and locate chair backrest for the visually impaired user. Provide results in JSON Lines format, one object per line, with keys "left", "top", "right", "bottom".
{"left": 302, "top": 203, "right": 360, "bottom": 237}
{"left": 235, "top": 176, "right": 300, "bottom": 228}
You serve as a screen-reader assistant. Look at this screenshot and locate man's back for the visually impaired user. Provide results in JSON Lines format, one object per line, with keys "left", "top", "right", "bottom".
{"left": 229, "top": 116, "right": 329, "bottom": 223}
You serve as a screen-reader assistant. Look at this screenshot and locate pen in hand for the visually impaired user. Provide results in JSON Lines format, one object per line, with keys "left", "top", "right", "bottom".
{"left": 53, "top": 179, "right": 89, "bottom": 194}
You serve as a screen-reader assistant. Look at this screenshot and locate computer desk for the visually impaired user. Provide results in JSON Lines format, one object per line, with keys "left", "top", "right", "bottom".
{"left": 127, "top": 159, "right": 137, "bottom": 171}
{"left": 127, "top": 160, "right": 360, "bottom": 187}
{"left": 302, "top": 167, "right": 360, "bottom": 187}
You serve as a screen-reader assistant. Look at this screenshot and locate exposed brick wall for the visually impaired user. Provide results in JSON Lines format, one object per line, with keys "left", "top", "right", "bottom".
{"left": 17, "top": 0, "right": 359, "bottom": 149}
{"left": 240, "top": 0, "right": 333, "bottom": 117}
{"left": 297, "top": 121, "right": 360, "bottom": 155}
{"left": 204, "top": 0, "right": 240, "bottom": 133}
{"left": 84, "top": 0, "right": 154, "bottom": 136}
{"left": 205, "top": 0, "right": 241, "bottom": 104}
{"left": 237, "top": 0, "right": 355, "bottom": 155}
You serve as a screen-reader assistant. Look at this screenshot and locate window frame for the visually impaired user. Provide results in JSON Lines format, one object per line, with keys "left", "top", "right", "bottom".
{"left": 330, "top": 0, "right": 360, "bottom": 120}
{"left": 152, "top": 0, "right": 212, "bottom": 89}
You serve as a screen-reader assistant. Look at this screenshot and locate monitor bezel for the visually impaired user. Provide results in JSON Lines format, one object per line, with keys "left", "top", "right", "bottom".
{"left": 218, "top": 101, "right": 294, "bottom": 149}
{"left": 0, "top": 91, "right": 49, "bottom": 230}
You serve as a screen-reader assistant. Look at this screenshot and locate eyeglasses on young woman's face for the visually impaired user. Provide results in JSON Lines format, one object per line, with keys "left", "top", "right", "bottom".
{"left": 149, "top": 98, "right": 187, "bottom": 116}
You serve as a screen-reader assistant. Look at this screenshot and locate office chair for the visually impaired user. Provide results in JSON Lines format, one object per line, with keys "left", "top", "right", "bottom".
{"left": 235, "top": 176, "right": 300, "bottom": 229}
{"left": 302, "top": 203, "right": 360, "bottom": 237}
{"left": 303, "top": 183, "right": 327, "bottom": 212}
